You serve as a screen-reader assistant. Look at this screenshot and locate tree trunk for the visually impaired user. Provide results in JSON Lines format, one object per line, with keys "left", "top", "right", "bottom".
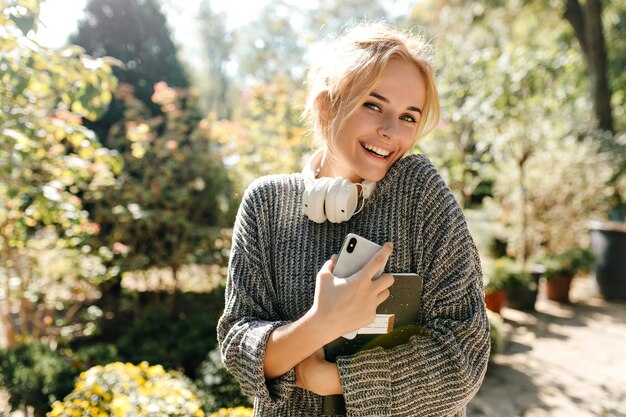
{"left": 519, "top": 158, "right": 528, "bottom": 268}
{"left": 564, "top": 0, "right": 614, "bottom": 133}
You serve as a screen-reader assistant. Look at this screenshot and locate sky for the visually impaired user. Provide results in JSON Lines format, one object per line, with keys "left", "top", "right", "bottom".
{"left": 35, "top": 0, "right": 416, "bottom": 49}
{"left": 34, "top": 0, "right": 416, "bottom": 73}
{"left": 35, "top": 0, "right": 270, "bottom": 48}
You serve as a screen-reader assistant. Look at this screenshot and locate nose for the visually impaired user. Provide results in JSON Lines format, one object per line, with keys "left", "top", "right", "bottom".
{"left": 377, "top": 116, "right": 397, "bottom": 140}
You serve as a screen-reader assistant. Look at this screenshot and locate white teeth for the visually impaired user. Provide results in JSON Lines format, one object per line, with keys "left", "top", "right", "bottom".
{"left": 363, "top": 143, "right": 391, "bottom": 157}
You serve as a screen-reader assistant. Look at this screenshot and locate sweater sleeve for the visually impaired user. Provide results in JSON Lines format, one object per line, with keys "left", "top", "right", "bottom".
{"left": 217, "top": 183, "right": 296, "bottom": 407}
{"left": 336, "top": 171, "right": 490, "bottom": 417}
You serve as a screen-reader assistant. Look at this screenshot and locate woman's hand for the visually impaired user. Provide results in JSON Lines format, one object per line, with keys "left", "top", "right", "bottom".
{"left": 295, "top": 348, "right": 342, "bottom": 396}
{"left": 311, "top": 242, "right": 394, "bottom": 340}
{"left": 263, "top": 243, "right": 393, "bottom": 380}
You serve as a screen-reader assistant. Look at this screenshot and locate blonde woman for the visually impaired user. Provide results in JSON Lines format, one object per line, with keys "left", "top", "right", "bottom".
{"left": 218, "top": 22, "right": 489, "bottom": 416}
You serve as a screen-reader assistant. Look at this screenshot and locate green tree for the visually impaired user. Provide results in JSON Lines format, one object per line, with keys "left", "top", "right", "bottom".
{"left": 563, "top": 0, "right": 614, "bottom": 133}
{"left": 71, "top": 0, "right": 190, "bottom": 139}
{"left": 233, "top": 0, "right": 306, "bottom": 85}
{"left": 84, "top": 82, "right": 233, "bottom": 311}
{"left": 213, "top": 76, "right": 308, "bottom": 196}
{"left": 195, "top": 0, "right": 236, "bottom": 119}
{"left": 0, "top": 0, "right": 118, "bottom": 346}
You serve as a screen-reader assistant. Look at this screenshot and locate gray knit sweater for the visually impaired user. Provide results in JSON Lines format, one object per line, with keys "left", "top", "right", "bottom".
{"left": 217, "top": 154, "right": 490, "bottom": 417}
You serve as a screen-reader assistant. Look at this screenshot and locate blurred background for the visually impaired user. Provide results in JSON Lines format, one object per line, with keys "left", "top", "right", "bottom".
{"left": 1, "top": 0, "right": 625, "bottom": 416}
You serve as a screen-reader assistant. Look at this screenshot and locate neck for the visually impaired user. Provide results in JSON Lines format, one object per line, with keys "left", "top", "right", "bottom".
{"left": 318, "top": 150, "right": 363, "bottom": 183}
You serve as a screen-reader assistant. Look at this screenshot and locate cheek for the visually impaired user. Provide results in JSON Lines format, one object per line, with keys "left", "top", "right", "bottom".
{"left": 399, "top": 128, "right": 418, "bottom": 151}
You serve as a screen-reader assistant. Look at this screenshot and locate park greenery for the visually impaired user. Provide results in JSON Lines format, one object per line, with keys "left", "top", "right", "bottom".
{"left": 1, "top": 0, "right": 625, "bottom": 415}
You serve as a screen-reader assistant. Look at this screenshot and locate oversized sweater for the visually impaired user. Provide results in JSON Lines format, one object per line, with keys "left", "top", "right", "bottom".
{"left": 217, "top": 154, "right": 490, "bottom": 417}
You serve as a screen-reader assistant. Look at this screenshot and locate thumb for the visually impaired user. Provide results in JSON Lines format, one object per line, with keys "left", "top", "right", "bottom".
{"left": 320, "top": 256, "right": 336, "bottom": 274}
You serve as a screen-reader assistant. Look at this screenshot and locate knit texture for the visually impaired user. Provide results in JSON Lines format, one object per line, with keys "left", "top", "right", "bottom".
{"left": 217, "top": 154, "right": 490, "bottom": 416}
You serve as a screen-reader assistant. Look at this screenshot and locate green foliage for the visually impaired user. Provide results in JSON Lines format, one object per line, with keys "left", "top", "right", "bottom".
{"left": 48, "top": 362, "right": 208, "bottom": 417}
{"left": 0, "top": 339, "right": 78, "bottom": 416}
{"left": 1, "top": 0, "right": 118, "bottom": 344}
{"left": 71, "top": 343, "right": 121, "bottom": 370}
{"left": 197, "top": 346, "right": 252, "bottom": 411}
{"left": 114, "top": 307, "right": 218, "bottom": 379}
{"left": 485, "top": 257, "right": 532, "bottom": 293}
{"left": 487, "top": 309, "right": 504, "bottom": 359}
{"left": 209, "top": 407, "right": 253, "bottom": 417}
{"left": 195, "top": 0, "right": 235, "bottom": 119}
{"left": 84, "top": 82, "right": 233, "bottom": 276}
{"left": 213, "top": 76, "right": 308, "bottom": 195}
{"left": 72, "top": 0, "right": 189, "bottom": 132}
{"left": 537, "top": 248, "right": 595, "bottom": 280}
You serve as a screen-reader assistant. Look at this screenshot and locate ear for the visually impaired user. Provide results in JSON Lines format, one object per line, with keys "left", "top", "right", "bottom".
{"left": 314, "top": 91, "right": 332, "bottom": 127}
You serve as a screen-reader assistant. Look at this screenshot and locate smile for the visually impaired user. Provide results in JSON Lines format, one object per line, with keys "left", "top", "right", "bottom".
{"left": 361, "top": 142, "right": 392, "bottom": 158}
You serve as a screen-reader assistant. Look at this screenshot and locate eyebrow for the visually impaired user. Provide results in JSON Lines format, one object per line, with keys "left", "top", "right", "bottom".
{"left": 370, "top": 92, "right": 422, "bottom": 115}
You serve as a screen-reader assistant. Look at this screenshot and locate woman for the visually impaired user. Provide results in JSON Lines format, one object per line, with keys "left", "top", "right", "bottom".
{"left": 217, "top": 22, "right": 490, "bottom": 416}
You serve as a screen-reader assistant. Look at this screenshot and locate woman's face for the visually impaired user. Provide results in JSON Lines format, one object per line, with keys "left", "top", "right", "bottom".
{"left": 322, "top": 58, "right": 427, "bottom": 183}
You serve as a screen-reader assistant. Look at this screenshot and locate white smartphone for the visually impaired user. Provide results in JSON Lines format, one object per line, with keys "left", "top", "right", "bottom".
{"left": 334, "top": 233, "right": 388, "bottom": 340}
{"left": 334, "top": 233, "right": 386, "bottom": 279}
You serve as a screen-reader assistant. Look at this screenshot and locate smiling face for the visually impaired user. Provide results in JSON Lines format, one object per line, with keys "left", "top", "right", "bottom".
{"left": 319, "top": 58, "right": 427, "bottom": 183}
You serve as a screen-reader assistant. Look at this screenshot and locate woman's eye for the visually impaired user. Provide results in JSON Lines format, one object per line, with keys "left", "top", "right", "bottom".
{"left": 401, "top": 114, "right": 417, "bottom": 123}
{"left": 363, "top": 102, "right": 381, "bottom": 111}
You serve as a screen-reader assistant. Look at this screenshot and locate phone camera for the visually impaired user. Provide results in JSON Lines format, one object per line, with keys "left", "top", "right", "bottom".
{"left": 347, "top": 237, "right": 357, "bottom": 253}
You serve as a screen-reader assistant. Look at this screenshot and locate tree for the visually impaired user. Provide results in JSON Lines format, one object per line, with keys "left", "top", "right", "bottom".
{"left": 71, "top": 0, "right": 190, "bottom": 139}
{"left": 84, "top": 82, "right": 233, "bottom": 311}
{"left": 232, "top": 0, "right": 307, "bottom": 86}
{"left": 0, "top": 0, "right": 118, "bottom": 346}
{"left": 563, "top": 0, "right": 613, "bottom": 133}
{"left": 212, "top": 76, "right": 308, "bottom": 196}
{"left": 414, "top": 0, "right": 614, "bottom": 263}
{"left": 306, "top": 0, "right": 388, "bottom": 38}
{"left": 195, "top": 0, "right": 236, "bottom": 119}
{"left": 415, "top": 2, "right": 499, "bottom": 207}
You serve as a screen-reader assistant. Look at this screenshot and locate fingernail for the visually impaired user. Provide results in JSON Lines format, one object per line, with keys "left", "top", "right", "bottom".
{"left": 387, "top": 242, "right": 394, "bottom": 250}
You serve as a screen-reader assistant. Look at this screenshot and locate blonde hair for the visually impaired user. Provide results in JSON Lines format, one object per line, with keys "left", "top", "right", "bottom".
{"left": 304, "top": 22, "right": 440, "bottom": 150}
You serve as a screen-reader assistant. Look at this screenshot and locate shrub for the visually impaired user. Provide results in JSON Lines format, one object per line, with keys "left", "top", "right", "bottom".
{"left": 210, "top": 407, "right": 253, "bottom": 417}
{"left": 71, "top": 343, "right": 121, "bottom": 370}
{"left": 197, "top": 346, "right": 252, "bottom": 410}
{"left": 115, "top": 307, "right": 218, "bottom": 379}
{"left": 48, "top": 361, "right": 208, "bottom": 417}
{"left": 487, "top": 310, "right": 504, "bottom": 359}
{"left": 0, "top": 339, "right": 78, "bottom": 417}
{"left": 541, "top": 247, "right": 596, "bottom": 280}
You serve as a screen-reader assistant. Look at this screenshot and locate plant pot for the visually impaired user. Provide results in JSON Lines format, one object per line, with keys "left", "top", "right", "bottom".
{"left": 485, "top": 289, "right": 506, "bottom": 314}
{"left": 545, "top": 274, "right": 573, "bottom": 303}
{"left": 589, "top": 220, "right": 626, "bottom": 300}
{"left": 506, "top": 273, "right": 540, "bottom": 311}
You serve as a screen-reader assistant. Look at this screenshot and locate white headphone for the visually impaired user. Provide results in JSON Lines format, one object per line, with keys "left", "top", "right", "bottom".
{"left": 302, "top": 150, "right": 376, "bottom": 223}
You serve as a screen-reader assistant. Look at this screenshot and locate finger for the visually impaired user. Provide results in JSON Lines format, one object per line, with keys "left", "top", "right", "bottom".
{"left": 376, "top": 288, "right": 391, "bottom": 305}
{"left": 372, "top": 273, "right": 394, "bottom": 292}
{"left": 319, "top": 257, "right": 335, "bottom": 274}
{"left": 356, "top": 242, "right": 393, "bottom": 279}
{"left": 329, "top": 254, "right": 337, "bottom": 272}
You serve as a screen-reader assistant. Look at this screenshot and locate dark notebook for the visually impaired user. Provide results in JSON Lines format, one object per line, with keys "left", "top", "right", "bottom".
{"left": 322, "top": 273, "right": 424, "bottom": 416}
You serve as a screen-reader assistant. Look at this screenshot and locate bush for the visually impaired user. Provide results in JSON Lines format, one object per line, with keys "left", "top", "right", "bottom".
{"left": 197, "top": 346, "right": 252, "bottom": 410}
{"left": 71, "top": 343, "right": 121, "bottom": 370}
{"left": 487, "top": 310, "right": 504, "bottom": 360}
{"left": 48, "top": 361, "right": 208, "bottom": 417}
{"left": 115, "top": 307, "right": 218, "bottom": 379}
{"left": 541, "top": 247, "right": 596, "bottom": 280}
{"left": 210, "top": 407, "right": 253, "bottom": 417}
{"left": 0, "top": 339, "right": 78, "bottom": 417}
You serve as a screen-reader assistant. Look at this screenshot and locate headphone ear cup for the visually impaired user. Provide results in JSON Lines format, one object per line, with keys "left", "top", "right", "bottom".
{"left": 302, "top": 177, "right": 332, "bottom": 223}
{"left": 325, "top": 178, "right": 359, "bottom": 223}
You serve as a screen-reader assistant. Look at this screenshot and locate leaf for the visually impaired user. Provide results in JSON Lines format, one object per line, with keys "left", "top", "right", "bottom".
{"left": 10, "top": 16, "right": 35, "bottom": 36}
